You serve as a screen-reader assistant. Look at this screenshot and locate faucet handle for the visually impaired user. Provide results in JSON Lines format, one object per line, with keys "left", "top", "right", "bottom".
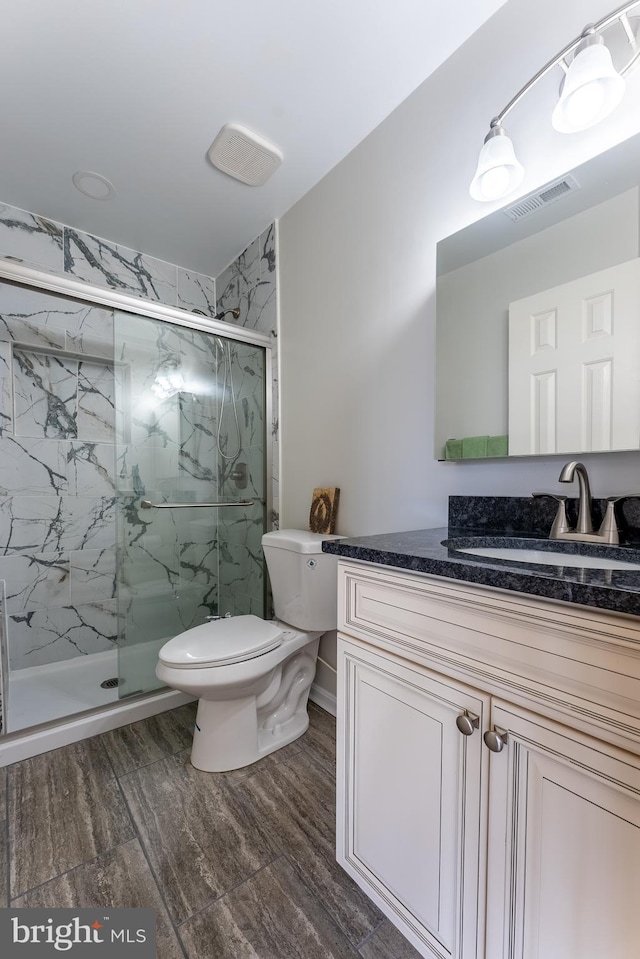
{"left": 532, "top": 492, "right": 571, "bottom": 539}
{"left": 598, "top": 494, "right": 640, "bottom": 545}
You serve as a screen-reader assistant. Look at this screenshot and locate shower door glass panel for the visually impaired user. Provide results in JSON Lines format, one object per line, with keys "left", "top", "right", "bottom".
{"left": 114, "top": 311, "right": 267, "bottom": 698}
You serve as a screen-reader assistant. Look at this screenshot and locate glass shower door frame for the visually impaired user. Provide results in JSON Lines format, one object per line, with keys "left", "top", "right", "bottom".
{"left": 0, "top": 259, "right": 274, "bottom": 533}
{"left": 0, "top": 259, "right": 273, "bottom": 721}
{"left": 114, "top": 313, "right": 272, "bottom": 697}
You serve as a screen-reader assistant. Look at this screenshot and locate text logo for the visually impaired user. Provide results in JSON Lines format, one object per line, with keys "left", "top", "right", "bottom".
{"left": 1, "top": 908, "right": 156, "bottom": 956}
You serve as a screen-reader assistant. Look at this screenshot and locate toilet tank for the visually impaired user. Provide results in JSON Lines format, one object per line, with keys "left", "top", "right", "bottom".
{"left": 261, "top": 529, "right": 344, "bottom": 631}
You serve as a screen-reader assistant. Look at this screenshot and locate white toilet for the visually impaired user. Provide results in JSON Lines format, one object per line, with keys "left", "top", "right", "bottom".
{"left": 156, "top": 529, "right": 343, "bottom": 772}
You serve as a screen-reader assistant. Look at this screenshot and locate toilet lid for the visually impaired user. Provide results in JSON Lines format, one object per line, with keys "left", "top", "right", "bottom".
{"left": 158, "top": 615, "right": 283, "bottom": 668}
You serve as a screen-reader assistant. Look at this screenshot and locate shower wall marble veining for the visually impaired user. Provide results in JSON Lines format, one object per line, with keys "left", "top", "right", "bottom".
{"left": 216, "top": 223, "right": 279, "bottom": 527}
{"left": 0, "top": 200, "right": 278, "bottom": 733}
{"left": 215, "top": 225, "right": 280, "bottom": 619}
{"left": 0, "top": 281, "right": 119, "bottom": 735}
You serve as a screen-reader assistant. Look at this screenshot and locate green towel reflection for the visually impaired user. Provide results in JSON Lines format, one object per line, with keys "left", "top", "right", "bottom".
{"left": 444, "top": 435, "right": 508, "bottom": 459}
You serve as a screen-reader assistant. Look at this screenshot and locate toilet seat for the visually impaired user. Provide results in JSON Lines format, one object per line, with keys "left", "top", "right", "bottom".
{"left": 158, "top": 615, "right": 283, "bottom": 669}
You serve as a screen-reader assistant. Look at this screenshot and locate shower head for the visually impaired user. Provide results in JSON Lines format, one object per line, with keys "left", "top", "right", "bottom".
{"left": 214, "top": 307, "right": 241, "bottom": 321}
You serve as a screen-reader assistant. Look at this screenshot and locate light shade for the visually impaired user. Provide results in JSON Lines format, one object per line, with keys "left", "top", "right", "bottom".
{"left": 469, "top": 126, "right": 524, "bottom": 202}
{"left": 552, "top": 37, "right": 626, "bottom": 133}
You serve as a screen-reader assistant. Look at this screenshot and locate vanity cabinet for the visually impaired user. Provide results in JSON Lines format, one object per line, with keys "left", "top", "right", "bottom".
{"left": 336, "top": 561, "right": 640, "bottom": 959}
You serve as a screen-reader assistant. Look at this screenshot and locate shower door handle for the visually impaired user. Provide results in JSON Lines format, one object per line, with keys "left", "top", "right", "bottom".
{"left": 140, "top": 499, "right": 254, "bottom": 509}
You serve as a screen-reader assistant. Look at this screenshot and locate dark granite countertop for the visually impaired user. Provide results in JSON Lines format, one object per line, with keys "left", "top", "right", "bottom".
{"left": 321, "top": 495, "right": 640, "bottom": 618}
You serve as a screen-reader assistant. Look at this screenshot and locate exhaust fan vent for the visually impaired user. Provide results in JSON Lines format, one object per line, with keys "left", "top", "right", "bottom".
{"left": 503, "top": 174, "right": 580, "bottom": 221}
{"left": 207, "top": 122, "right": 282, "bottom": 187}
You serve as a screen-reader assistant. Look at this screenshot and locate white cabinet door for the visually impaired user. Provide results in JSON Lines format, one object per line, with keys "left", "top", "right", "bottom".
{"left": 337, "top": 636, "right": 490, "bottom": 959}
{"left": 485, "top": 701, "right": 640, "bottom": 959}
{"left": 508, "top": 258, "right": 640, "bottom": 454}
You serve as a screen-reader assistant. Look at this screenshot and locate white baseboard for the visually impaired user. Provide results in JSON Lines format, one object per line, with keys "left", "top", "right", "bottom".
{"left": 309, "top": 682, "right": 336, "bottom": 717}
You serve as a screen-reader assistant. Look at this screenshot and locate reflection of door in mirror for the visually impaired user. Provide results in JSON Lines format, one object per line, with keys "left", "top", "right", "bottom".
{"left": 508, "top": 258, "right": 640, "bottom": 455}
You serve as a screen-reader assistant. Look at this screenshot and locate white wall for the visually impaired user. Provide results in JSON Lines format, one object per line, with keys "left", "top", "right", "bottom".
{"left": 279, "top": 0, "right": 640, "bottom": 535}
{"left": 278, "top": 0, "right": 640, "bottom": 697}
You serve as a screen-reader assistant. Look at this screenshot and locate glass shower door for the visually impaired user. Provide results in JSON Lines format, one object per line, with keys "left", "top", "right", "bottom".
{"left": 113, "top": 311, "right": 267, "bottom": 697}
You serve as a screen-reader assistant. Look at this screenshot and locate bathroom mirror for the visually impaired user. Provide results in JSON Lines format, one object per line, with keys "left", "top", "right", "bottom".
{"left": 435, "top": 130, "right": 640, "bottom": 460}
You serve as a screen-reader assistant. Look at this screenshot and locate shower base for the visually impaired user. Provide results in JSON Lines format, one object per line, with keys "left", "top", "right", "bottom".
{"left": 9, "top": 649, "right": 122, "bottom": 732}
{"left": 1, "top": 646, "right": 194, "bottom": 766}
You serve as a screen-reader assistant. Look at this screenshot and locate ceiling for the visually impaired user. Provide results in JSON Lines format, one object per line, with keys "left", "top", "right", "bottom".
{"left": 2, "top": 1, "right": 507, "bottom": 277}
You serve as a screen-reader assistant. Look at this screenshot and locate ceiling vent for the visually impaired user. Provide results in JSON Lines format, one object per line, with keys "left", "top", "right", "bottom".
{"left": 207, "top": 122, "right": 282, "bottom": 187}
{"left": 503, "top": 174, "right": 580, "bottom": 221}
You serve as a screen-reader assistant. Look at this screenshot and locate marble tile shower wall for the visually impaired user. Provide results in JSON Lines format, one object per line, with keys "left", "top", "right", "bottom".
{"left": 0, "top": 203, "right": 279, "bottom": 529}
{"left": 0, "top": 202, "right": 218, "bottom": 317}
{"left": 0, "top": 199, "right": 278, "bottom": 729}
{"left": 216, "top": 225, "right": 278, "bottom": 617}
{"left": 0, "top": 281, "right": 119, "bottom": 681}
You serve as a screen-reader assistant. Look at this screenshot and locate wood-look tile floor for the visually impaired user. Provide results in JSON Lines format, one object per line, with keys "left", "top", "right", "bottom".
{"left": 2, "top": 702, "right": 422, "bottom": 958}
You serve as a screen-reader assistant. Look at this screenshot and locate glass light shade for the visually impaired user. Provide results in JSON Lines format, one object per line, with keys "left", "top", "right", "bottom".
{"left": 552, "top": 41, "right": 626, "bottom": 133}
{"left": 469, "top": 129, "right": 524, "bottom": 202}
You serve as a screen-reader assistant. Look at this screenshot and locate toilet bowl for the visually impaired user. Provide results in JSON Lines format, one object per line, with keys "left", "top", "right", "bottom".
{"left": 156, "top": 529, "right": 342, "bottom": 772}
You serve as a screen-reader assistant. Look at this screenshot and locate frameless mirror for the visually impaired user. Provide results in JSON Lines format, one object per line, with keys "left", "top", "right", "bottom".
{"left": 435, "top": 131, "right": 640, "bottom": 460}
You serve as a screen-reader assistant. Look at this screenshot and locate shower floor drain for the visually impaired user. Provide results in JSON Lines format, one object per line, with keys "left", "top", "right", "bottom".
{"left": 100, "top": 677, "right": 119, "bottom": 689}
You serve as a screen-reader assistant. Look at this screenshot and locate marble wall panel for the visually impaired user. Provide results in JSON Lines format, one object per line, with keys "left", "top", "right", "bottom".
{"left": 175, "top": 583, "right": 218, "bottom": 628}
{"left": 0, "top": 283, "right": 102, "bottom": 350}
{"left": 130, "top": 397, "right": 180, "bottom": 453}
{"left": 8, "top": 600, "right": 119, "bottom": 669}
{"left": 69, "top": 548, "right": 116, "bottom": 605}
{"left": 62, "top": 496, "right": 116, "bottom": 552}
{"left": 0, "top": 342, "right": 12, "bottom": 436}
{"left": 218, "top": 539, "right": 264, "bottom": 601}
{"left": 0, "top": 438, "right": 67, "bottom": 495}
{"left": 0, "top": 495, "right": 114, "bottom": 556}
{"left": 0, "top": 496, "right": 65, "bottom": 555}
{"left": 0, "top": 202, "right": 219, "bottom": 316}
{"left": 0, "top": 553, "right": 70, "bottom": 613}
{"left": 68, "top": 442, "right": 117, "bottom": 497}
{"left": 64, "top": 229, "right": 177, "bottom": 304}
{"left": 215, "top": 222, "right": 278, "bottom": 529}
{"left": 115, "top": 444, "right": 177, "bottom": 496}
{"left": 177, "top": 270, "right": 217, "bottom": 317}
{"left": 77, "top": 361, "right": 116, "bottom": 441}
{"left": 118, "top": 543, "right": 180, "bottom": 595}
{"left": 216, "top": 225, "right": 277, "bottom": 338}
{"left": 118, "top": 593, "right": 186, "bottom": 649}
{"left": 178, "top": 542, "right": 219, "bottom": 617}
{"left": 216, "top": 236, "right": 261, "bottom": 323}
{"left": 0, "top": 204, "right": 63, "bottom": 272}
{"left": 13, "top": 350, "right": 78, "bottom": 439}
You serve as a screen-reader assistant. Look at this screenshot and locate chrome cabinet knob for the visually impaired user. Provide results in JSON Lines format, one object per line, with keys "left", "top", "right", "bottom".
{"left": 456, "top": 712, "right": 479, "bottom": 736}
{"left": 483, "top": 726, "right": 508, "bottom": 752}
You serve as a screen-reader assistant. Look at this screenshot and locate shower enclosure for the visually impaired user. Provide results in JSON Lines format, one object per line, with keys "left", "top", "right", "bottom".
{"left": 0, "top": 270, "right": 269, "bottom": 739}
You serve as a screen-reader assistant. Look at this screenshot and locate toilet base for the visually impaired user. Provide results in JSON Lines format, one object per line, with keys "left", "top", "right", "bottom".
{"left": 189, "top": 639, "right": 319, "bottom": 772}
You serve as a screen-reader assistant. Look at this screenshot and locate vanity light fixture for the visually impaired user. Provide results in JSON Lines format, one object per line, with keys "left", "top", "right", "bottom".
{"left": 470, "top": 0, "right": 640, "bottom": 202}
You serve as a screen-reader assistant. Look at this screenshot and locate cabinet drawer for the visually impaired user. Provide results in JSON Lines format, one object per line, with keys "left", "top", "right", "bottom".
{"left": 338, "top": 561, "right": 640, "bottom": 755}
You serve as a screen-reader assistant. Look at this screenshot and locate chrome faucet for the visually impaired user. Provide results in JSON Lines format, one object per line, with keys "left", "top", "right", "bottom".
{"left": 534, "top": 461, "right": 635, "bottom": 546}
{"left": 558, "top": 461, "right": 593, "bottom": 534}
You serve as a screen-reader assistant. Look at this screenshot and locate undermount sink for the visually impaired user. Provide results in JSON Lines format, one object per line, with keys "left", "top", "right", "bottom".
{"left": 453, "top": 545, "right": 640, "bottom": 571}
